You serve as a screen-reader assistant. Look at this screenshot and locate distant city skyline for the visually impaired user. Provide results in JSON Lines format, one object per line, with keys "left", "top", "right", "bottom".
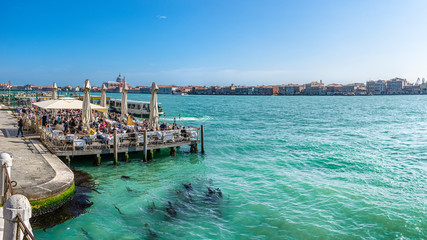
{"left": 2, "top": 0, "right": 427, "bottom": 86}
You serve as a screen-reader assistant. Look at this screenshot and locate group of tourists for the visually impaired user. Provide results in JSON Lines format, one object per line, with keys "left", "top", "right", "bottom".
{"left": 15, "top": 106, "right": 182, "bottom": 141}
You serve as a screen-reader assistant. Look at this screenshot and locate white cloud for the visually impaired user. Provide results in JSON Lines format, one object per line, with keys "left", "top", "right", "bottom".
{"left": 156, "top": 15, "right": 167, "bottom": 19}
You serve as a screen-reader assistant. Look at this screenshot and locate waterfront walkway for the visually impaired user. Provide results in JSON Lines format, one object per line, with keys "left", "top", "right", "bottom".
{"left": 0, "top": 106, "right": 74, "bottom": 206}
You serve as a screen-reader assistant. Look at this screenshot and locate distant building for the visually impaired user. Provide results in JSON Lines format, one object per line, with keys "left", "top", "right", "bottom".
{"left": 210, "top": 86, "right": 222, "bottom": 95}
{"left": 386, "top": 77, "right": 407, "bottom": 94}
{"left": 304, "top": 81, "right": 325, "bottom": 95}
{"left": 367, "top": 80, "right": 387, "bottom": 95}
{"left": 192, "top": 86, "right": 210, "bottom": 95}
{"left": 403, "top": 84, "right": 421, "bottom": 94}
{"left": 234, "top": 86, "right": 249, "bottom": 95}
{"left": 40, "top": 86, "right": 53, "bottom": 91}
{"left": 178, "top": 86, "right": 193, "bottom": 94}
{"left": 279, "top": 84, "right": 304, "bottom": 95}
{"left": 62, "top": 85, "right": 73, "bottom": 92}
{"left": 342, "top": 84, "right": 356, "bottom": 95}
{"left": 354, "top": 83, "right": 367, "bottom": 95}
{"left": 420, "top": 79, "right": 427, "bottom": 94}
{"left": 158, "top": 85, "right": 177, "bottom": 94}
{"left": 253, "top": 86, "right": 278, "bottom": 95}
{"left": 366, "top": 81, "right": 375, "bottom": 94}
{"left": 137, "top": 86, "right": 151, "bottom": 94}
{"left": 129, "top": 87, "right": 141, "bottom": 93}
{"left": 326, "top": 84, "right": 343, "bottom": 95}
{"left": 103, "top": 74, "right": 129, "bottom": 93}
{"left": 221, "top": 85, "right": 236, "bottom": 95}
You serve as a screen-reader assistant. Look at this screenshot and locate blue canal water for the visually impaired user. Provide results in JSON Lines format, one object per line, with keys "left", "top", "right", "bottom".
{"left": 34, "top": 94, "right": 426, "bottom": 239}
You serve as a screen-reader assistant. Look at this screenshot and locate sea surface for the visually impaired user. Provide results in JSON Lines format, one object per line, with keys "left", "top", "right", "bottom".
{"left": 34, "top": 94, "right": 427, "bottom": 239}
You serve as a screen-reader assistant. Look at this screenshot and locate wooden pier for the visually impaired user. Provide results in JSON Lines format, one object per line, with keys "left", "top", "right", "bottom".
{"left": 27, "top": 118, "right": 203, "bottom": 165}
{"left": 3, "top": 92, "right": 206, "bottom": 165}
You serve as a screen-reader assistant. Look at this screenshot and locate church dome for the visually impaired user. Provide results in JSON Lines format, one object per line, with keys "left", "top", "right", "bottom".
{"left": 116, "top": 74, "right": 124, "bottom": 83}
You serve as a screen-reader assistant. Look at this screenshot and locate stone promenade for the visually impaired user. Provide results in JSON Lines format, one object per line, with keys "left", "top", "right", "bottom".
{"left": 0, "top": 107, "right": 74, "bottom": 204}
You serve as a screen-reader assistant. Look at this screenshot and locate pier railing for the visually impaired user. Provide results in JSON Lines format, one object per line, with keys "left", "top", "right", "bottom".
{"left": 35, "top": 123, "right": 200, "bottom": 155}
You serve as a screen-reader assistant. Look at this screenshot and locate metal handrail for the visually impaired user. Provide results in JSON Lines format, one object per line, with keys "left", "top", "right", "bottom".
{"left": 16, "top": 214, "right": 36, "bottom": 240}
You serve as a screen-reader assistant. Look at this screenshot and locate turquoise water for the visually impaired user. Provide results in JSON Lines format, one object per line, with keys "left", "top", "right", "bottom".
{"left": 34, "top": 94, "right": 427, "bottom": 239}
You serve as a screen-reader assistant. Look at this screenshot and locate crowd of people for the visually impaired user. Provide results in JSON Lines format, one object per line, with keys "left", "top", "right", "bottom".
{"left": 15, "top": 106, "right": 186, "bottom": 143}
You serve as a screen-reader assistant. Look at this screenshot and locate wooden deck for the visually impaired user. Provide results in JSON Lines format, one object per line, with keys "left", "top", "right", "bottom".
{"left": 36, "top": 125, "right": 203, "bottom": 159}
{"left": 51, "top": 139, "right": 200, "bottom": 157}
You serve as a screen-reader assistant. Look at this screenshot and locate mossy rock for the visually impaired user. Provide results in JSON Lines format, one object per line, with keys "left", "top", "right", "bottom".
{"left": 30, "top": 182, "right": 75, "bottom": 216}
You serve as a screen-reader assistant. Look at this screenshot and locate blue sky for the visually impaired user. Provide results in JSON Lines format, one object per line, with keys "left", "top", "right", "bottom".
{"left": 1, "top": 0, "right": 427, "bottom": 87}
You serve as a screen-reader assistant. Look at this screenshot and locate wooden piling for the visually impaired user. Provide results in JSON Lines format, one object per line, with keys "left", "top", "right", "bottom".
{"left": 113, "top": 129, "right": 118, "bottom": 165}
{"left": 143, "top": 129, "right": 147, "bottom": 162}
{"left": 170, "top": 147, "right": 176, "bottom": 156}
{"left": 123, "top": 152, "right": 129, "bottom": 162}
{"left": 96, "top": 154, "right": 101, "bottom": 166}
{"left": 147, "top": 150, "right": 153, "bottom": 161}
{"left": 201, "top": 125, "right": 205, "bottom": 154}
{"left": 66, "top": 156, "right": 71, "bottom": 168}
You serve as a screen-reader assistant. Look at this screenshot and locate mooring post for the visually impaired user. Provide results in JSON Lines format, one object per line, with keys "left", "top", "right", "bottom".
{"left": 114, "top": 129, "right": 118, "bottom": 165}
{"left": 201, "top": 125, "right": 205, "bottom": 154}
{"left": 143, "top": 129, "right": 147, "bottom": 162}
{"left": 3, "top": 194, "right": 33, "bottom": 240}
{"left": 96, "top": 154, "right": 101, "bottom": 166}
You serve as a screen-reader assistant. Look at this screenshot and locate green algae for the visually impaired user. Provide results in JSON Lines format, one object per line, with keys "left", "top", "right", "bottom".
{"left": 30, "top": 182, "right": 75, "bottom": 216}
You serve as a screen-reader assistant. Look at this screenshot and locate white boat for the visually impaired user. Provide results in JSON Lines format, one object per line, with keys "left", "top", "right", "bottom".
{"left": 172, "top": 91, "right": 187, "bottom": 95}
{"left": 108, "top": 98, "right": 164, "bottom": 118}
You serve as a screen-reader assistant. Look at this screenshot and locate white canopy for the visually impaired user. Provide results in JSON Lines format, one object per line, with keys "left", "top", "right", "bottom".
{"left": 52, "top": 82, "right": 58, "bottom": 118}
{"left": 52, "top": 82, "right": 58, "bottom": 100}
{"left": 33, "top": 97, "right": 108, "bottom": 112}
{"left": 120, "top": 79, "right": 129, "bottom": 122}
{"left": 149, "top": 82, "right": 159, "bottom": 130}
{"left": 100, "top": 84, "right": 108, "bottom": 118}
{"left": 82, "top": 79, "right": 92, "bottom": 132}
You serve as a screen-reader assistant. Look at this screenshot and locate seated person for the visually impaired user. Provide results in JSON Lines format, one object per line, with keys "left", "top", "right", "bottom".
{"left": 181, "top": 126, "right": 188, "bottom": 137}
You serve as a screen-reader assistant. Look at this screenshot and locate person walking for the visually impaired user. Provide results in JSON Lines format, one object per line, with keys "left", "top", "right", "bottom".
{"left": 42, "top": 113, "right": 47, "bottom": 127}
{"left": 16, "top": 117, "right": 24, "bottom": 137}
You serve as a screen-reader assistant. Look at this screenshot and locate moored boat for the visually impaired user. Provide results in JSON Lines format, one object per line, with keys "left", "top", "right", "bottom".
{"left": 108, "top": 98, "right": 164, "bottom": 118}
